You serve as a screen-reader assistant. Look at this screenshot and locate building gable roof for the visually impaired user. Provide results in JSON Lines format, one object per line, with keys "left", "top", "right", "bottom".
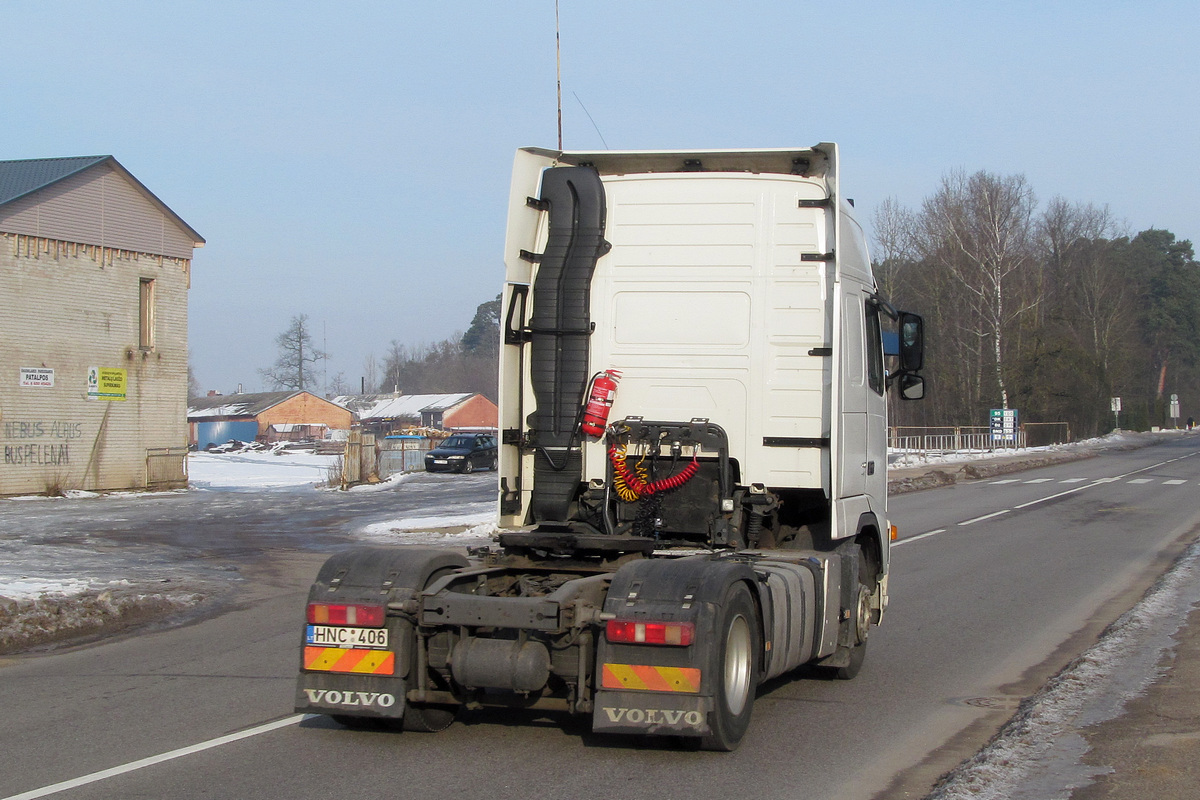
{"left": 187, "top": 391, "right": 303, "bottom": 419}
{"left": 333, "top": 393, "right": 477, "bottom": 421}
{"left": 0, "top": 155, "right": 205, "bottom": 246}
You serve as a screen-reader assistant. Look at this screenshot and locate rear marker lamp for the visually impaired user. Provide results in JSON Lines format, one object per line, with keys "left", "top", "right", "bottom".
{"left": 307, "top": 603, "right": 386, "bottom": 627}
{"left": 606, "top": 619, "right": 695, "bottom": 647}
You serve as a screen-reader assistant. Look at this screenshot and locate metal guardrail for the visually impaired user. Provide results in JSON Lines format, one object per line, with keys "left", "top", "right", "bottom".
{"left": 888, "top": 426, "right": 1034, "bottom": 462}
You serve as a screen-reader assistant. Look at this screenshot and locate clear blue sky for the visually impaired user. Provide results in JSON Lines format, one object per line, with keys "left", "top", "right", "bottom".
{"left": 4, "top": 1, "right": 1197, "bottom": 394}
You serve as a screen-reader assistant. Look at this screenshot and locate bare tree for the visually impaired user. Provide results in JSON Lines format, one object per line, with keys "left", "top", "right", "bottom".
{"left": 360, "top": 353, "right": 379, "bottom": 395}
{"left": 916, "top": 170, "right": 1038, "bottom": 410}
{"left": 187, "top": 351, "right": 203, "bottom": 400}
{"left": 326, "top": 371, "right": 352, "bottom": 398}
{"left": 258, "top": 314, "right": 328, "bottom": 391}
{"left": 871, "top": 196, "right": 918, "bottom": 303}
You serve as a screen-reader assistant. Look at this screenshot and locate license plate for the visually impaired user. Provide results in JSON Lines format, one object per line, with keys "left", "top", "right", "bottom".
{"left": 432, "top": 459, "right": 448, "bottom": 464}
{"left": 306, "top": 625, "right": 389, "bottom": 649}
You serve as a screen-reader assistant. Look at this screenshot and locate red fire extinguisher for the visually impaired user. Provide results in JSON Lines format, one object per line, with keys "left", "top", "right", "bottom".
{"left": 581, "top": 370, "right": 622, "bottom": 438}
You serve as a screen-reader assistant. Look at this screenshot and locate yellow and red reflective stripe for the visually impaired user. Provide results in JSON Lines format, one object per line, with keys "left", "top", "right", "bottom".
{"left": 303, "top": 646, "right": 395, "bottom": 675}
{"left": 601, "top": 663, "right": 701, "bottom": 693}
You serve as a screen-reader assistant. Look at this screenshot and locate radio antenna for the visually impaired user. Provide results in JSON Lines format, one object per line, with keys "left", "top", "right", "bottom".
{"left": 556, "top": 0, "right": 563, "bottom": 150}
{"left": 573, "top": 92, "right": 609, "bottom": 149}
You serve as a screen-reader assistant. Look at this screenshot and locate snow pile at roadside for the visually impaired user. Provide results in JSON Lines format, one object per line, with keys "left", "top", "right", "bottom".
{"left": 927, "top": 535, "right": 1200, "bottom": 799}
{"left": 360, "top": 508, "right": 498, "bottom": 546}
{"left": 0, "top": 587, "right": 203, "bottom": 655}
{"left": 889, "top": 429, "right": 1186, "bottom": 469}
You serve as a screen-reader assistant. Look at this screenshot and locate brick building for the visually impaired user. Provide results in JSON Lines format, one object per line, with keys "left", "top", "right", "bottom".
{"left": 0, "top": 156, "right": 203, "bottom": 495}
{"left": 187, "top": 391, "right": 353, "bottom": 448}
{"left": 334, "top": 393, "right": 498, "bottom": 436}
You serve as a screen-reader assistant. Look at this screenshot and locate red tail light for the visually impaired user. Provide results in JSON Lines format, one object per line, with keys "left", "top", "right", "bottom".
{"left": 307, "top": 603, "right": 386, "bottom": 627}
{"left": 606, "top": 619, "right": 695, "bottom": 646}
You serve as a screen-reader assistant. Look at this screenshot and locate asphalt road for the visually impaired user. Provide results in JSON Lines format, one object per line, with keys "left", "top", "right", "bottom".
{"left": 3, "top": 438, "right": 1200, "bottom": 800}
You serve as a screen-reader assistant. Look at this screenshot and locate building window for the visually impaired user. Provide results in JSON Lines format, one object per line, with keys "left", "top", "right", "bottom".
{"left": 139, "top": 278, "right": 156, "bottom": 350}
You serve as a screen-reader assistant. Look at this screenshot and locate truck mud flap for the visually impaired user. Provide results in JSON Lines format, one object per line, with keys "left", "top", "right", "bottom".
{"left": 295, "top": 672, "right": 407, "bottom": 719}
{"left": 592, "top": 690, "right": 713, "bottom": 737}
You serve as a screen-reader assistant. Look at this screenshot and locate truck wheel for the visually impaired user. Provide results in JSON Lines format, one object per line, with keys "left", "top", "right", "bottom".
{"left": 827, "top": 549, "right": 874, "bottom": 680}
{"left": 401, "top": 703, "right": 456, "bottom": 732}
{"left": 700, "top": 583, "right": 759, "bottom": 751}
{"left": 830, "top": 587, "right": 870, "bottom": 680}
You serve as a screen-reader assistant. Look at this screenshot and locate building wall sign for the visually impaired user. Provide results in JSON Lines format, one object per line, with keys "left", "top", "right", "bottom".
{"left": 87, "top": 366, "right": 127, "bottom": 401}
{"left": 19, "top": 367, "right": 55, "bottom": 387}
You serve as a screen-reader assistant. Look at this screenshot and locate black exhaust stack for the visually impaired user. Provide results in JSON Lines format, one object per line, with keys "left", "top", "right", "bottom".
{"left": 527, "top": 166, "right": 608, "bottom": 524}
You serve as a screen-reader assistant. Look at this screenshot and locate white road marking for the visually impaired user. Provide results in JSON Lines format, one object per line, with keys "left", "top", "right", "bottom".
{"left": 1165, "top": 479, "right": 1188, "bottom": 485}
{"left": 895, "top": 529, "right": 946, "bottom": 546}
{"left": 899, "top": 451, "right": 1200, "bottom": 545}
{"left": 959, "top": 509, "right": 1011, "bottom": 526}
{"left": 1, "top": 715, "right": 310, "bottom": 800}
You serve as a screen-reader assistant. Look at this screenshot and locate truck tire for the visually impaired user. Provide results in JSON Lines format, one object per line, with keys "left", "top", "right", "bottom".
{"left": 700, "top": 582, "right": 759, "bottom": 751}
{"left": 826, "top": 546, "right": 874, "bottom": 680}
{"left": 401, "top": 703, "right": 456, "bottom": 732}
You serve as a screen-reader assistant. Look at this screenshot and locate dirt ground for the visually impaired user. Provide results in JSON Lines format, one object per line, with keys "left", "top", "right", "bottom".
{"left": 1070, "top": 603, "right": 1200, "bottom": 799}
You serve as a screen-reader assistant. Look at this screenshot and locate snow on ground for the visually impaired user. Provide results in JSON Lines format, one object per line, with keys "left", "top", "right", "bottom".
{"left": 0, "top": 449, "right": 494, "bottom": 606}
{"left": 927, "top": 535, "right": 1200, "bottom": 800}
{"left": 0, "top": 448, "right": 494, "bottom": 651}
{"left": 187, "top": 448, "right": 339, "bottom": 491}
{"left": 360, "top": 510, "right": 498, "bottom": 546}
{"left": 888, "top": 429, "right": 1186, "bottom": 469}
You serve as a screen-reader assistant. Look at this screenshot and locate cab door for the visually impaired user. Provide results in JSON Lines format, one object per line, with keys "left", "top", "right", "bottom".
{"left": 837, "top": 286, "right": 887, "bottom": 504}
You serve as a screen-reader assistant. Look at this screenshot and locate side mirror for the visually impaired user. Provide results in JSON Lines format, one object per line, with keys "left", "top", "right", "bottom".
{"left": 899, "top": 373, "right": 925, "bottom": 401}
{"left": 899, "top": 312, "right": 924, "bottom": 373}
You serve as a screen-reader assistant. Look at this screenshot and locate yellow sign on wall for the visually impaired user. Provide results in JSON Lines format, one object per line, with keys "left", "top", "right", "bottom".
{"left": 87, "top": 367, "right": 127, "bottom": 401}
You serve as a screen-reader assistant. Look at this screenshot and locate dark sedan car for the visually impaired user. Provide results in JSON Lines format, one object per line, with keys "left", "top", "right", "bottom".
{"left": 424, "top": 433, "right": 498, "bottom": 473}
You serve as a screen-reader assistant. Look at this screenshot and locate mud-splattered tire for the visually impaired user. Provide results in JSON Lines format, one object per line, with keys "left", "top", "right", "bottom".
{"left": 401, "top": 703, "right": 456, "bottom": 732}
{"left": 825, "top": 548, "right": 874, "bottom": 680}
{"left": 700, "top": 583, "right": 759, "bottom": 751}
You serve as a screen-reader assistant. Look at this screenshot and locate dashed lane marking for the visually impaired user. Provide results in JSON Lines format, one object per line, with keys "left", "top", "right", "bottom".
{"left": 900, "top": 451, "right": 1200, "bottom": 545}
{"left": 894, "top": 529, "right": 946, "bottom": 546}
{"left": 959, "top": 509, "right": 1011, "bottom": 526}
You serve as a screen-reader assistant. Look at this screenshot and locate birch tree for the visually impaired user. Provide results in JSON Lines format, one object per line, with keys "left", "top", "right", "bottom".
{"left": 258, "top": 314, "right": 328, "bottom": 391}
{"left": 916, "top": 170, "right": 1038, "bottom": 411}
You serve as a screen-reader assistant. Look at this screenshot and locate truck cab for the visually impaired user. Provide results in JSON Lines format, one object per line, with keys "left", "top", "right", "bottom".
{"left": 295, "top": 144, "right": 924, "bottom": 750}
